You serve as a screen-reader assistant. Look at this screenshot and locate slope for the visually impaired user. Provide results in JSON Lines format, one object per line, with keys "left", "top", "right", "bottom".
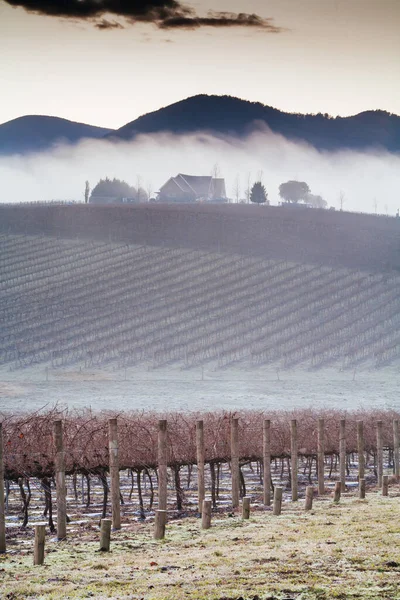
{"left": 110, "top": 94, "right": 400, "bottom": 152}
{"left": 1, "top": 233, "right": 400, "bottom": 372}
{"left": 0, "top": 115, "right": 113, "bottom": 155}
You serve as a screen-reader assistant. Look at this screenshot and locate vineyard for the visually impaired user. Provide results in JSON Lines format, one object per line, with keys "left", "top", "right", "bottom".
{"left": 1, "top": 233, "right": 400, "bottom": 372}
{"left": 1, "top": 407, "right": 399, "bottom": 531}
{"left": 1, "top": 203, "right": 400, "bottom": 272}
{"left": 1, "top": 211, "right": 400, "bottom": 596}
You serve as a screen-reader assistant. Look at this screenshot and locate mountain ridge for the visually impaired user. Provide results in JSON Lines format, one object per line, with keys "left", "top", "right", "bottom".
{"left": 1, "top": 95, "right": 399, "bottom": 155}
{"left": 109, "top": 95, "right": 400, "bottom": 152}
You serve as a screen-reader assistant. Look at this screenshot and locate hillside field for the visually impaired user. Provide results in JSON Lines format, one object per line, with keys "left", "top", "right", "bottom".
{"left": 1, "top": 231, "right": 400, "bottom": 374}
{"left": 1, "top": 204, "right": 399, "bottom": 272}
{"left": 1, "top": 204, "right": 400, "bottom": 411}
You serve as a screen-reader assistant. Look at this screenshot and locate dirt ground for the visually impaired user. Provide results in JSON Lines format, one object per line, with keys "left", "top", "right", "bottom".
{"left": 1, "top": 491, "right": 400, "bottom": 600}
{"left": 1, "top": 364, "right": 400, "bottom": 413}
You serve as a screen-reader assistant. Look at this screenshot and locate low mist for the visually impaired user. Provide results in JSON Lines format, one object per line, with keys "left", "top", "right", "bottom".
{"left": 1, "top": 127, "right": 400, "bottom": 215}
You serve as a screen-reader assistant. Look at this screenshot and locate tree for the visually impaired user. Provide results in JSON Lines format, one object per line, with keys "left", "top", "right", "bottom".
{"left": 245, "top": 173, "right": 251, "bottom": 204}
{"left": 279, "top": 180, "right": 310, "bottom": 203}
{"left": 305, "top": 193, "right": 327, "bottom": 209}
{"left": 232, "top": 175, "right": 240, "bottom": 204}
{"left": 146, "top": 181, "right": 153, "bottom": 202}
{"left": 90, "top": 177, "right": 136, "bottom": 200}
{"left": 250, "top": 181, "right": 268, "bottom": 205}
{"left": 137, "top": 187, "right": 148, "bottom": 202}
{"left": 212, "top": 162, "right": 221, "bottom": 179}
{"left": 84, "top": 181, "right": 90, "bottom": 204}
{"left": 339, "top": 190, "right": 345, "bottom": 211}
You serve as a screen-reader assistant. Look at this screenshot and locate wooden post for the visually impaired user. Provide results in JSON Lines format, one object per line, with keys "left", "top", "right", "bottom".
{"left": 196, "top": 420, "right": 205, "bottom": 514}
{"left": 99, "top": 518, "right": 112, "bottom": 551}
{"left": 357, "top": 421, "right": 365, "bottom": 481}
{"left": 333, "top": 481, "right": 341, "bottom": 503}
{"left": 377, "top": 420, "right": 383, "bottom": 488}
{"left": 108, "top": 419, "right": 121, "bottom": 530}
{"left": 339, "top": 419, "right": 346, "bottom": 492}
{"left": 305, "top": 486, "right": 314, "bottom": 510}
{"left": 382, "top": 475, "right": 389, "bottom": 496}
{"left": 359, "top": 478, "right": 366, "bottom": 499}
{"left": 231, "top": 418, "right": 240, "bottom": 509}
{"left": 53, "top": 420, "right": 67, "bottom": 540}
{"left": 158, "top": 420, "right": 168, "bottom": 512}
{"left": 393, "top": 420, "right": 399, "bottom": 481}
{"left": 317, "top": 418, "right": 325, "bottom": 495}
{"left": 242, "top": 496, "right": 251, "bottom": 519}
{"left": 154, "top": 509, "right": 167, "bottom": 539}
{"left": 263, "top": 419, "right": 271, "bottom": 506}
{"left": 290, "top": 419, "right": 298, "bottom": 501}
{"left": 0, "top": 423, "right": 5, "bottom": 554}
{"left": 201, "top": 500, "right": 212, "bottom": 529}
{"left": 273, "top": 486, "right": 283, "bottom": 516}
{"left": 33, "top": 524, "right": 46, "bottom": 565}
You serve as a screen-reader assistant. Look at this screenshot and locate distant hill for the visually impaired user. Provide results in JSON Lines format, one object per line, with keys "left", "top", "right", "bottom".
{"left": 0, "top": 115, "right": 113, "bottom": 155}
{"left": 2, "top": 96, "right": 400, "bottom": 155}
{"left": 110, "top": 95, "right": 400, "bottom": 153}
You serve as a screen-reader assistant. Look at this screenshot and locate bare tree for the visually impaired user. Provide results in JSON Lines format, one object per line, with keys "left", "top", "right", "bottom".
{"left": 146, "top": 181, "right": 153, "bottom": 202}
{"left": 339, "top": 191, "right": 345, "bottom": 211}
{"left": 232, "top": 175, "right": 240, "bottom": 204}
{"left": 245, "top": 173, "right": 252, "bottom": 204}
{"left": 136, "top": 176, "right": 143, "bottom": 202}
{"left": 84, "top": 181, "right": 90, "bottom": 204}
{"left": 212, "top": 163, "right": 221, "bottom": 179}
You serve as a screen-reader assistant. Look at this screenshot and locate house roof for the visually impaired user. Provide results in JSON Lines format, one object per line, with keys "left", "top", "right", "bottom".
{"left": 159, "top": 175, "right": 194, "bottom": 196}
{"left": 178, "top": 174, "right": 212, "bottom": 198}
{"left": 159, "top": 173, "right": 226, "bottom": 199}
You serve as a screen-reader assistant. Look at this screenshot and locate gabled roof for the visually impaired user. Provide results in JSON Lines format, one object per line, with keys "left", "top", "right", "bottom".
{"left": 159, "top": 175, "right": 195, "bottom": 196}
{"left": 178, "top": 174, "right": 212, "bottom": 198}
{"left": 174, "top": 175, "right": 196, "bottom": 194}
{"left": 158, "top": 173, "right": 226, "bottom": 199}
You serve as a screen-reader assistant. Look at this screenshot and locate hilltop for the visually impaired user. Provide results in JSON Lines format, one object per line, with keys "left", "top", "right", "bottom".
{"left": 1, "top": 203, "right": 399, "bottom": 272}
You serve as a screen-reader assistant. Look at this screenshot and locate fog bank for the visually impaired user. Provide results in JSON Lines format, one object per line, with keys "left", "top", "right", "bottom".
{"left": 1, "top": 128, "right": 399, "bottom": 215}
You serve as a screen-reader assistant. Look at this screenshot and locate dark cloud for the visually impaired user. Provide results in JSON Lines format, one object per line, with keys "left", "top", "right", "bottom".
{"left": 95, "top": 19, "right": 124, "bottom": 30}
{"left": 3, "top": 0, "right": 282, "bottom": 31}
{"left": 160, "top": 11, "right": 281, "bottom": 31}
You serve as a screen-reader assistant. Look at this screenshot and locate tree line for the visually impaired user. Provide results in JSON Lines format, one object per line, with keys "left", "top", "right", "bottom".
{"left": 84, "top": 177, "right": 327, "bottom": 208}
{"left": 250, "top": 179, "right": 327, "bottom": 208}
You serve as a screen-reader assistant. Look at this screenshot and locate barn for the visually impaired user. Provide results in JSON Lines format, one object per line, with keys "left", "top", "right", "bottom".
{"left": 157, "top": 173, "right": 227, "bottom": 203}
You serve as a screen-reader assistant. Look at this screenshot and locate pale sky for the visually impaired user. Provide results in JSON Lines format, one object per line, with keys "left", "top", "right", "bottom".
{"left": 0, "top": 0, "right": 399, "bottom": 128}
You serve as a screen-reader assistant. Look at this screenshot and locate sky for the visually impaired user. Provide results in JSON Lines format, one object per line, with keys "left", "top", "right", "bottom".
{"left": 1, "top": 0, "right": 399, "bottom": 128}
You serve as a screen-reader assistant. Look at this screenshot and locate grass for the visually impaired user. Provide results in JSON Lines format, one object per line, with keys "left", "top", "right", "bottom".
{"left": 1, "top": 493, "right": 400, "bottom": 599}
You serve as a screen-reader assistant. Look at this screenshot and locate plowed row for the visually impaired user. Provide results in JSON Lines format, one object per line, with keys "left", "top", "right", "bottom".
{"left": 1, "top": 234, "right": 400, "bottom": 371}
